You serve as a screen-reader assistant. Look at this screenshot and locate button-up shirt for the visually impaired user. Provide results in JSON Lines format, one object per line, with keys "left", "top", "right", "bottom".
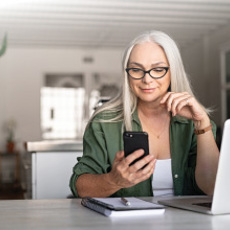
{"left": 70, "top": 110, "right": 216, "bottom": 197}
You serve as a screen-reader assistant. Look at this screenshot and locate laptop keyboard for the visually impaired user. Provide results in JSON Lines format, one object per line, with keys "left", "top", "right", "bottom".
{"left": 192, "top": 202, "right": 212, "bottom": 208}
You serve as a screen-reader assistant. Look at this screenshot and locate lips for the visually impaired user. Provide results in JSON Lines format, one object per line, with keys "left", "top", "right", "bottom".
{"left": 140, "top": 87, "right": 156, "bottom": 92}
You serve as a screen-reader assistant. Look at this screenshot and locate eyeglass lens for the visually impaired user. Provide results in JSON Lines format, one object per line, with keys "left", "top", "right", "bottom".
{"left": 128, "top": 67, "right": 167, "bottom": 79}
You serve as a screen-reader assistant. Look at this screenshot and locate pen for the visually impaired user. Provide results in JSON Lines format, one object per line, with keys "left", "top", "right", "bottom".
{"left": 121, "top": 197, "right": 131, "bottom": 206}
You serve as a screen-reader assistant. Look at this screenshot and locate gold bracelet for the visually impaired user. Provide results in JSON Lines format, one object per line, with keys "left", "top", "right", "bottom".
{"left": 194, "top": 124, "right": 212, "bottom": 135}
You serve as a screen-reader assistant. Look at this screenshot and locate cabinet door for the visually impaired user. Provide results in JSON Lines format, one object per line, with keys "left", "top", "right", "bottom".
{"left": 32, "top": 151, "right": 82, "bottom": 199}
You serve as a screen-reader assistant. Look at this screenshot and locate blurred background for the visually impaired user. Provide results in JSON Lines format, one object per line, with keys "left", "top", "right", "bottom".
{"left": 0, "top": 0, "right": 230, "bottom": 199}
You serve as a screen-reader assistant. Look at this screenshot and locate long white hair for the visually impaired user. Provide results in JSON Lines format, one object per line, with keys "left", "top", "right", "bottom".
{"left": 90, "top": 30, "right": 196, "bottom": 130}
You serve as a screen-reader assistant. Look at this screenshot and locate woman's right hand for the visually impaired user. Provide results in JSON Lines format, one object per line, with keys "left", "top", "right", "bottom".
{"left": 107, "top": 150, "right": 156, "bottom": 190}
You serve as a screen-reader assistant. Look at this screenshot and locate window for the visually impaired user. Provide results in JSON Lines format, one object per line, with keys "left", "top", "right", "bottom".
{"left": 40, "top": 73, "right": 121, "bottom": 140}
{"left": 41, "top": 87, "right": 85, "bottom": 139}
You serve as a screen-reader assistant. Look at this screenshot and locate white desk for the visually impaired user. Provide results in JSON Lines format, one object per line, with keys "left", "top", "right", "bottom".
{"left": 0, "top": 198, "right": 230, "bottom": 230}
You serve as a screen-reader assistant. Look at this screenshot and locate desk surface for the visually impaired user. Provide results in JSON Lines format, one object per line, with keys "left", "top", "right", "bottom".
{"left": 0, "top": 198, "right": 229, "bottom": 230}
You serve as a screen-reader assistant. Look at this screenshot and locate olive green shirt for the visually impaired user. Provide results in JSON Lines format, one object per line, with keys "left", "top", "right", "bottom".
{"left": 70, "top": 110, "right": 216, "bottom": 197}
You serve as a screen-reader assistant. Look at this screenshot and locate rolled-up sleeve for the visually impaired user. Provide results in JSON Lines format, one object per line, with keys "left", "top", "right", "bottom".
{"left": 69, "top": 120, "right": 110, "bottom": 197}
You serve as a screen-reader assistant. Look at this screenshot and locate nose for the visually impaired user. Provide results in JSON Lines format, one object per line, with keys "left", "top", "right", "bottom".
{"left": 142, "top": 72, "right": 154, "bottom": 84}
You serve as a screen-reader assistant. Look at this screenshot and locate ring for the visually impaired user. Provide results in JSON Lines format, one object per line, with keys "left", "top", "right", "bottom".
{"left": 186, "top": 99, "right": 190, "bottom": 105}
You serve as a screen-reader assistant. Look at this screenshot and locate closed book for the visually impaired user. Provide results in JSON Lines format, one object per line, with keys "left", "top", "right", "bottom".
{"left": 81, "top": 197, "right": 165, "bottom": 217}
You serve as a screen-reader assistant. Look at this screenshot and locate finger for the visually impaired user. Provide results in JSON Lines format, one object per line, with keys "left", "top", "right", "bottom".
{"left": 112, "top": 151, "right": 130, "bottom": 181}
{"left": 118, "top": 154, "right": 154, "bottom": 187}
{"left": 113, "top": 151, "right": 126, "bottom": 170}
{"left": 160, "top": 92, "right": 172, "bottom": 104}
{"left": 165, "top": 92, "right": 190, "bottom": 113}
{"left": 129, "top": 154, "right": 155, "bottom": 173}
{"left": 140, "top": 158, "right": 156, "bottom": 174}
{"left": 114, "top": 151, "right": 125, "bottom": 162}
{"left": 165, "top": 93, "right": 185, "bottom": 112}
{"left": 171, "top": 95, "right": 191, "bottom": 116}
{"left": 175, "top": 96, "right": 193, "bottom": 114}
{"left": 133, "top": 159, "right": 156, "bottom": 184}
{"left": 177, "top": 96, "right": 196, "bottom": 111}
{"left": 161, "top": 91, "right": 190, "bottom": 105}
{"left": 124, "top": 149, "right": 145, "bottom": 166}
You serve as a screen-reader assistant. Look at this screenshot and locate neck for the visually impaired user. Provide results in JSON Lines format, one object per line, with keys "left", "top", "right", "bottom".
{"left": 137, "top": 100, "right": 168, "bottom": 118}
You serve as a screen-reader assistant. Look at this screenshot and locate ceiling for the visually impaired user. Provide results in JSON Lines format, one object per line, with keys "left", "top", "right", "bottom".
{"left": 1, "top": 0, "right": 230, "bottom": 49}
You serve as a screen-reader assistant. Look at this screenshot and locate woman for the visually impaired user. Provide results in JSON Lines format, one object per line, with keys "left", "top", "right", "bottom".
{"left": 70, "top": 30, "right": 219, "bottom": 198}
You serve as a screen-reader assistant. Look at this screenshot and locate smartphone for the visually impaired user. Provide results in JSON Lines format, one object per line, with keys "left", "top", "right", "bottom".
{"left": 123, "top": 131, "right": 149, "bottom": 166}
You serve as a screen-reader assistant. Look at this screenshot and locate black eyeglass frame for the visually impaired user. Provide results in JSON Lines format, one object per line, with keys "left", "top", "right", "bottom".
{"left": 125, "top": 66, "right": 170, "bottom": 80}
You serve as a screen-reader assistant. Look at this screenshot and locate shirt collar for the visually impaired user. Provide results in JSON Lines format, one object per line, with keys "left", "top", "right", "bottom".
{"left": 171, "top": 115, "right": 189, "bottom": 124}
{"left": 132, "top": 108, "right": 189, "bottom": 125}
{"left": 132, "top": 108, "right": 139, "bottom": 122}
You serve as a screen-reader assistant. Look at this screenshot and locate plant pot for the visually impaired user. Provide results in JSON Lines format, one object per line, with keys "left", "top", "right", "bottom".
{"left": 6, "top": 141, "right": 15, "bottom": 153}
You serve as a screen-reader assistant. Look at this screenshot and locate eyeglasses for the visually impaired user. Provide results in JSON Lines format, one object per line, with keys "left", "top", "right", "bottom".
{"left": 125, "top": 67, "right": 170, "bottom": 80}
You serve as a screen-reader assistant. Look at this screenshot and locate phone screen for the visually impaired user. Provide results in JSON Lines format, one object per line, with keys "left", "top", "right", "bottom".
{"left": 123, "top": 131, "right": 149, "bottom": 166}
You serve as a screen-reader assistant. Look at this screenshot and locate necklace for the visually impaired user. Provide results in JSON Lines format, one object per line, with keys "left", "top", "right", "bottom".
{"left": 141, "top": 114, "right": 170, "bottom": 139}
{"left": 138, "top": 108, "right": 170, "bottom": 139}
{"left": 151, "top": 120, "right": 169, "bottom": 139}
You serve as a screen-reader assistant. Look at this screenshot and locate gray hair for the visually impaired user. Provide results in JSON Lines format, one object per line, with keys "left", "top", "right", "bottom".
{"left": 90, "top": 30, "right": 197, "bottom": 130}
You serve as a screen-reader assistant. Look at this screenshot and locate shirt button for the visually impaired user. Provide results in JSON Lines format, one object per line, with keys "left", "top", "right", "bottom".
{"left": 174, "top": 174, "right": 179, "bottom": 179}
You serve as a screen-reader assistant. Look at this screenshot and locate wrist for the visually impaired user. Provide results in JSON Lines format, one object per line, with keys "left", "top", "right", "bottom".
{"left": 193, "top": 115, "right": 212, "bottom": 135}
{"left": 193, "top": 115, "right": 210, "bottom": 130}
{"left": 105, "top": 172, "right": 122, "bottom": 192}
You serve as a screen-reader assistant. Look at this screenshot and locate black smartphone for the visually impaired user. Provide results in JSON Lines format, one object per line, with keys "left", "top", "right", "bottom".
{"left": 123, "top": 131, "right": 149, "bottom": 166}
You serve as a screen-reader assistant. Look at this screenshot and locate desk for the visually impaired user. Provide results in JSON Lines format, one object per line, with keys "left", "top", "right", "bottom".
{"left": 0, "top": 198, "right": 229, "bottom": 230}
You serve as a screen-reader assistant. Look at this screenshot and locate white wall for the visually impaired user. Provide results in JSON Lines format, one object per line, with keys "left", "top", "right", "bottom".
{"left": 182, "top": 24, "right": 230, "bottom": 128}
{"left": 1, "top": 24, "right": 230, "bottom": 151}
{"left": 0, "top": 47, "right": 123, "bottom": 151}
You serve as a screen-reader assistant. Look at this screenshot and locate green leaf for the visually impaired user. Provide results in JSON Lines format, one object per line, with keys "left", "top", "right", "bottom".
{"left": 0, "top": 33, "right": 7, "bottom": 57}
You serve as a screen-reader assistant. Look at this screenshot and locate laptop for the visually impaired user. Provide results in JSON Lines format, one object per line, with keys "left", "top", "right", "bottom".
{"left": 158, "top": 119, "right": 230, "bottom": 215}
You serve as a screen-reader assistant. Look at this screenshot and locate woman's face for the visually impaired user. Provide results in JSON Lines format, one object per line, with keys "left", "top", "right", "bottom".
{"left": 127, "top": 42, "right": 171, "bottom": 104}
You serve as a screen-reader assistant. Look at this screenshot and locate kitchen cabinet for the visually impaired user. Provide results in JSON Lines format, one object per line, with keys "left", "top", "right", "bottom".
{"left": 27, "top": 141, "right": 82, "bottom": 199}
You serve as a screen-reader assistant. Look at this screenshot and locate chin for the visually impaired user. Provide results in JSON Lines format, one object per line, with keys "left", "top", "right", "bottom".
{"left": 138, "top": 95, "right": 160, "bottom": 103}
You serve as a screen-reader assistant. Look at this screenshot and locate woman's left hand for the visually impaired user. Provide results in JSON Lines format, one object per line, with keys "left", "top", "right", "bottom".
{"left": 161, "top": 92, "right": 219, "bottom": 196}
{"left": 160, "top": 92, "right": 208, "bottom": 124}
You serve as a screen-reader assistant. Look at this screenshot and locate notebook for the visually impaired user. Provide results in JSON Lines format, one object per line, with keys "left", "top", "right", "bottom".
{"left": 81, "top": 197, "right": 165, "bottom": 217}
{"left": 158, "top": 119, "right": 230, "bottom": 215}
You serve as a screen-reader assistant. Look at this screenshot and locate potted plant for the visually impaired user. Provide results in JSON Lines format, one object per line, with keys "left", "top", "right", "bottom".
{"left": 4, "top": 119, "right": 17, "bottom": 153}
{"left": 0, "top": 33, "right": 7, "bottom": 57}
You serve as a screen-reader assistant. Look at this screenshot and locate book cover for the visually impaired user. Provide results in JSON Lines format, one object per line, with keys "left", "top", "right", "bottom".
{"left": 81, "top": 197, "right": 165, "bottom": 217}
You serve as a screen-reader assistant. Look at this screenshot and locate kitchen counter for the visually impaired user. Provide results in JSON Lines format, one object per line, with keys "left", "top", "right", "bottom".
{"left": 26, "top": 140, "right": 83, "bottom": 152}
{"left": 25, "top": 140, "right": 83, "bottom": 199}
